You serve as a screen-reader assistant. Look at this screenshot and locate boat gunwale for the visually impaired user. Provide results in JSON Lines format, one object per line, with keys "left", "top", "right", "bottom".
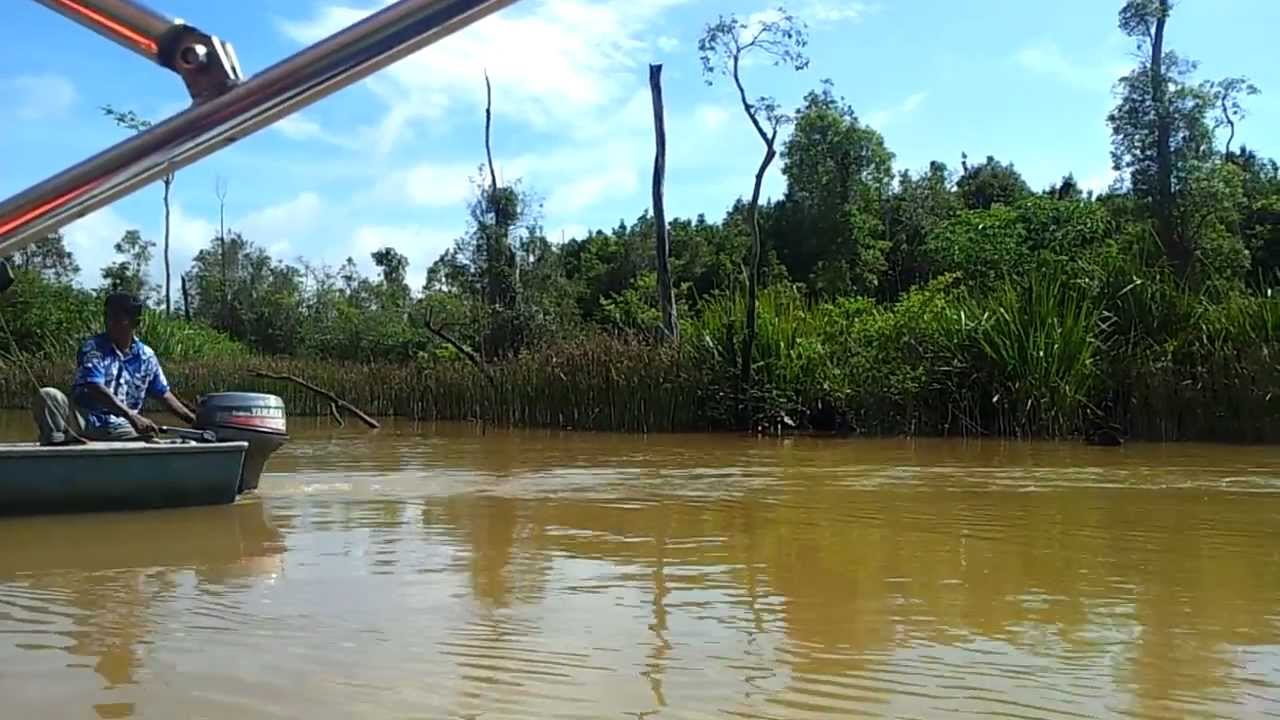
{"left": 0, "top": 440, "right": 249, "bottom": 458}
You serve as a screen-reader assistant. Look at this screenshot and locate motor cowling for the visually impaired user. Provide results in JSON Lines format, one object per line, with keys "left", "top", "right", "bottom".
{"left": 194, "top": 392, "right": 288, "bottom": 493}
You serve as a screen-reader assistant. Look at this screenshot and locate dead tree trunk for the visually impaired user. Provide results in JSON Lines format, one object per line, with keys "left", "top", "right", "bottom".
{"left": 180, "top": 272, "right": 192, "bottom": 322}
{"left": 650, "top": 64, "right": 678, "bottom": 342}
{"left": 162, "top": 173, "right": 173, "bottom": 315}
{"left": 216, "top": 177, "right": 231, "bottom": 329}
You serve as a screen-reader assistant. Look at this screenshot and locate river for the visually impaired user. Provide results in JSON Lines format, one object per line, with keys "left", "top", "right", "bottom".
{"left": 0, "top": 411, "right": 1278, "bottom": 719}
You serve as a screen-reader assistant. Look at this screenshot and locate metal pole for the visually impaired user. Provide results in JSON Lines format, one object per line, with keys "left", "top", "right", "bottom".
{"left": 32, "top": 0, "right": 246, "bottom": 104}
{"left": 0, "top": 0, "right": 518, "bottom": 256}
{"left": 32, "top": 0, "right": 174, "bottom": 62}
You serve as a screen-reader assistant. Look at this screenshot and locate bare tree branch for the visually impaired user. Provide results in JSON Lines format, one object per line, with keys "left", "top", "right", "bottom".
{"left": 251, "top": 370, "right": 381, "bottom": 429}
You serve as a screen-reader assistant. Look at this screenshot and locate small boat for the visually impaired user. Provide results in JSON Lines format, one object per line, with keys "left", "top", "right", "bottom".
{"left": 0, "top": 439, "right": 250, "bottom": 516}
{"left": 0, "top": 392, "right": 290, "bottom": 517}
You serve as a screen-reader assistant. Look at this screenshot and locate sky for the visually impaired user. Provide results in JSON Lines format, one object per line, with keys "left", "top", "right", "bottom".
{"left": 2, "top": 0, "right": 1277, "bottom": 292}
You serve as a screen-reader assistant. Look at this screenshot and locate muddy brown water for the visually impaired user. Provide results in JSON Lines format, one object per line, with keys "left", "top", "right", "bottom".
{"left": 0, "top": 411, "right": 1278, "bottom": 719}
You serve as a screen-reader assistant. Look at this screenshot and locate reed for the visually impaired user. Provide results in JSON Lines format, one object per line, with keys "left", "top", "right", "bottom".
{"left": 0, "top": 334, "right": 710, "bottom": 433}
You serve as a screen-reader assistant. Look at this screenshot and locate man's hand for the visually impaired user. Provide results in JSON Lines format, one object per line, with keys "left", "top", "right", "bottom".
{"left": 129, "top": 412, "right": 159, "bottom": 436}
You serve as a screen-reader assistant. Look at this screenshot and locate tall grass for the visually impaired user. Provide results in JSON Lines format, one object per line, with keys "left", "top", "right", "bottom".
{"left": 0, "top": 334, "right": 712, "bottom": 433}
{"left": 964, "top": 274, "right": 1104, "bottom": 438}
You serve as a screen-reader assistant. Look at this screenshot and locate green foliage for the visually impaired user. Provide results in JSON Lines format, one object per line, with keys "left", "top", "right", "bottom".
{"left": 883, "top": 162, "right": 960, "bottom": 299}
{"left": 0, "top": 268, "right": 99, "bottom": 362}
{"left": 2, "top": 232, "right": 79, "bottom": 284}
{"left": 956, "top": 155, "right": 1033, "bottom": 210}
{"left": 922, "top": 197, "right": 1118, "bottom": 288}
{"left": 924, "top": 205, "right": 1030, "bottom": 286}
{"left": 99, "top": 229, "right": 155, "bottom": 298}
{"left": 0, "top": 269, "right": 245, "bottom": 364}
{"left": 775, "top": 82, "right": 895, "bottom": 295}
{"left": 964, "top": 274, "right": 1105, "bottom": 437}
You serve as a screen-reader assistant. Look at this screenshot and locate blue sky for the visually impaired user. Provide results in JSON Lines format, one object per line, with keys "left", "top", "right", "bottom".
{"left": 2, "top": 0, "right": 1277, "bottom": 291}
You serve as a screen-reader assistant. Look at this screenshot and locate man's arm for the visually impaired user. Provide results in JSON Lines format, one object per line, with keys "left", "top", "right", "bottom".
{"left": 144, "top": 357, "right": 195, "bottom": 426}
{"left": 81, "top": 382, "right": 159, "bottom": 435}
{"left": 161, "top": 391, "right": 197, "bottom": 425}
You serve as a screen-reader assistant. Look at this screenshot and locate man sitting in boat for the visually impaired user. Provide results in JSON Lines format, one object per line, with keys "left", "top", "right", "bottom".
{"left": 32, "top": 292, "right": 197, "bottom": 444}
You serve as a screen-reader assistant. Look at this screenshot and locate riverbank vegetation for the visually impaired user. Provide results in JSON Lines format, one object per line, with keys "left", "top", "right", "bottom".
{"left": 3, "top": 1, "right": 1279, "bottom": 441}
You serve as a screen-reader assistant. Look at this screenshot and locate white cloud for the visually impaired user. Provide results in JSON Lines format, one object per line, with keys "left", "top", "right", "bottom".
{"left": 278, "top": 0, "right": 692, "bottom": 151}
{"left": 900, "top": 91, "right": 927, "bottom": 113}
{"left": 546, "top": 164, "right": 638, "bottom": 216}
{"left": 744, "top": 7, "right": 786, "bottom": 36}
{"left": 8, "top": 74, "right": 76, "bottom": 120}
{"left": 268, "top": 1, "right": 795, "bottom": 253}
{"left": 657, "top": 35, "right": 679, "bottom": 52}
{"left": 275, "top": 4, "right": 371, "bottom": 43}
{"left": 867, "top": 91, "right": 928, "bottom": 130}
{"left": 274, "top": 114, "right": 325, "bottom": 141}
{"left": 1015, "top": 42, "right": 1129, "bottom": 90}
{"left": 803, "top": 1, "right": 877, "bottom": 22}
{"left": 549, "top": 224, "right": 588, "bottom": 244}
{"left": 350, "top": 224, "right": 461, "bottom": 289}
{"left": 232, "top": 192, "right": 324, "bottom": 252}
{"left": 61, "top": 206, "right": 132, "bottom": 285}
{"left": 402, "top": 163, "right": 482, "bottom": 208}
{"left": 695, "top": 104, "right": 731, "bottom": 132}
{"left": 272, "top": 114, "right": 359, "bottom": 149}
{"left": 746, "top": 1, "right": 872, "bottom": 37}
{"left": 167, "top": 203, "right": 218, "bottom": 254}
{"left": 501, "top": 125, "right": 653, "bottom": 219}
{"left": 59, "top": 202, "right": 214, "bottom": 288}
{"left": 1081, "top": 169, "right": 1121, "bottom": 195}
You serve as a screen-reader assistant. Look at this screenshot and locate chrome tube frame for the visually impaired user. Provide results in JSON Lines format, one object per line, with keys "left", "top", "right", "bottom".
{"left": 0, "top": 0, "right": 519, "bottom": 256}
{"left": 32, "top": 0, "right": 176, "bottom": 63}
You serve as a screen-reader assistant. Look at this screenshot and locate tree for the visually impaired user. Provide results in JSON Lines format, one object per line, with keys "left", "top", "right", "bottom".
{"left": 99, "top": 229, "right": 154, "bottom": 297}
{"left": 1108, "top": 0, "right": 1214, "bottom": 274}
{"left": 1118, "top": 0, "right": 1178, "bottom": 270}
{"left": 3, "top": 231, "right": 80, "bottom": 285}
{"left": 185, "top": 231, "right": 309, "bottom": 354}
{"left": 1108, "top": 1, "right": 1257, "bottom": 277}
{"left": 1051, "top": 174, "right": 1085, "bottom": 201}
{"left": 699, "top": 7, "right": 809, "bottom": 428}
{"left": 884, "top": 161, "right": 959, "bottom": 297}
{"left": 1232, "top": 146, "right": 1280, "bottom": 285}
{"left": 956, "top": 153, "right": 1032, "bottom": 210}
{"left": 1204, "top": 76, "right": 1259, "bottom": 159}
{"left": 776, "top": 82, "right": 895, "bottom": 295}
{"left": 103, "top": 105, "right": 175, "bottom": 314}
{"left": 372, "top": 246, "right": 411, "bottom": 309}
{"left": 427, "top": 174, "right": 545, "bottom": 358}
{"left": 650, "top": 63, "right": 678, "bottom": 341}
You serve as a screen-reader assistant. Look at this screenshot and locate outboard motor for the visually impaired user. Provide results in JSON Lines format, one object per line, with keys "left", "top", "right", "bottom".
{"left": 194, "top": 392, "right": 288, "bottom": 493}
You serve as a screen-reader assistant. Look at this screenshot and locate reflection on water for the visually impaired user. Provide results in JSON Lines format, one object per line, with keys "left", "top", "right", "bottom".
{"left": 1, "top": 412, "right": 1279, "bottom": 718}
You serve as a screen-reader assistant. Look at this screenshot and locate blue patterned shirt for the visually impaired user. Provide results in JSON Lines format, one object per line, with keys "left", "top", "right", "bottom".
{"left": 71, "top": 333, "right": 171, "bottom": 430}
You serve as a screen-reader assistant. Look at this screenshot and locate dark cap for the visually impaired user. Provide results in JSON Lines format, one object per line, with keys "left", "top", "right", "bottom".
{"left": 104, "top": 292, "right": 145, "bottom": 320}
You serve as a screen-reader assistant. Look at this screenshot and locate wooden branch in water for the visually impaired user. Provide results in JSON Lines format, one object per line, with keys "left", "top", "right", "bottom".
{"left": 328, "top": 401, "right": 345, "bottom": 427}
{"left": 250, "top": 370, "right": 380, "bottom": 429}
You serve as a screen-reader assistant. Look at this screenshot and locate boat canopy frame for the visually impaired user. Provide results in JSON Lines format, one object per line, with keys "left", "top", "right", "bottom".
{"left": 0, "top": 0, "right": 518, "bottom": 259}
